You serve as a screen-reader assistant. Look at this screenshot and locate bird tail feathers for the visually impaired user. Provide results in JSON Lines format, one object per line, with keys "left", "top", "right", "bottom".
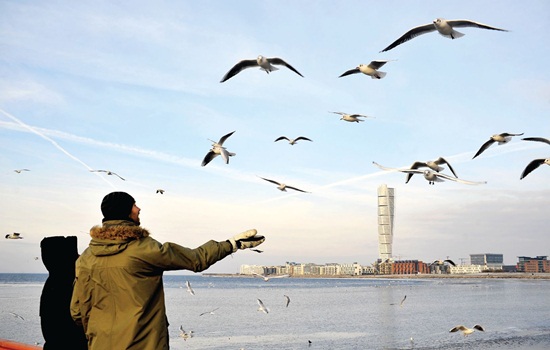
{"left": 372, "top": 71, "right": 386, "bottom": 79}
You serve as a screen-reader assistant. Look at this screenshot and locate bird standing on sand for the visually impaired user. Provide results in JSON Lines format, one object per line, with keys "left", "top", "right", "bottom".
{"left": 220, "top": 55, "right": 304, "bottom": 82}
{"left": 449, "top": 324, "right": 485, "bottom": 336}
{"left": 258, "top": 176, "right": 309, "bottom": 193}
{"left": 201, "top": 131, "right": 236, "bottom": 166}
{"left": 274, "top": 136, "right": 312, "bottom": 145}
{"left": 380, "top": 18, "right": 508, "bottom": 52}
{"left": 338, "top": 60, "right": 394, "bottom": 79}
{"left": 472, "top": 133, "right": 524, "bottom": 159}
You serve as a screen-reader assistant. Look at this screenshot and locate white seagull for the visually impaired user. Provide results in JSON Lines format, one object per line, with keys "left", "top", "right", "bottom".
{"left": 252, "top": 272, "right": 291, "bottom": 282}
{"left": 220, "top": 55, "right": 303, "bottom": 82}
{"left": 257, "top": 299, "right": 269, "bottom": 314}
{"left": 201, "top": 131, "right": 236, "bottom": 166}
{"left": 199, "top": 307, "right": 219, "bottom": 316}
{"left": 156, "top": 189, "right": 165, "bottom": 194}
{"left": 14, "top": 169, "right": 30, "bottom": 173}
{"left": 274, "top": 136, "right": 312, "bottom": 145}
{"left": 405, "top": 157, "right": 458, "bottom": 184}
{"left": 338, "top": 60, "right": 393, "bottom": 79}
{"left": 373, "top": 162, "right": 487, "bottom": 185}
{"left": 258, "top": 176, "right": 309, "bottom": 193}
{"left": 331, "top": 111, "right": 374, "bottom": 123}
{"left": 89, "top": 170, "right": 125, "bottom": 181}
{"left": 5, "top": 233, "right": 23, "bottom": 239}
{"left": 522, "top": 137, "right": 550, "bottom": 146}
{"left": 520, "top": 158, "right": 550, "bottom": 180}
{"left": 9, "top": 312, "right": 25, "bottom": 320}
{"left": 472, "top": 132, "right": 524, "bottom": 159}
{"left": 449, "top": 324, "right": 485, "bottom": 336}
{"left": 185, "top": 280, "right": 195, "bottom": 296}
{"left": 380, "top": 18, "right": 508, "bottom": 52}
{"left": 179, "top": 326, "right": 193, "bottom": 340}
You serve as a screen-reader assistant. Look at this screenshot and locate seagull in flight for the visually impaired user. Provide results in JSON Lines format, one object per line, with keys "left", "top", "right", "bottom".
{"left": 201, "top": 131, "right": 236, "bottom": 167}
{"left": 220, "top": 55, "right": 304, "bottom": 82}
{"left": 391, "top": 295, "right": 407, "bottom": 307}
{"left": 199, "top": 307, "right": 220, "bottom": 316}
{"left": 338, "top": 60, "right": 394, "bottom": 79}
{"left": 520, "top": 158, "right": 550, "bottom": 180}
{"left": 449, "top": 324, "right": 485, "bottom": 336}
{"left": 405, "top": 157, "right": 458, "bottom": 184}
{"left": 257, "top": 299, "right": 269, "bottom": 314}
{"left": 284, "top": 295, "right": 291, "bottom": 307}
{"left": 380, "top": 18, "right": 508, "bottom": 52}
{"left": 274, "top": 136, "right": 312, "bottom": 145}
{"left": 89, "top": 170, "right": 125, "bottom": 181}
{"left": 258, "top": 176, "right": 309, "bottom": 193}
{"left": 156, "top": 189, "right": 165, "bottom": 194}
{"left": 331, "top": 111, "right": 374, "bottom": 123}
{"left": 431, "top": 259, "right": 457, "bottom": 267}
{"left": 522, "top": 137, "right": 550, "bottom": 145}
{"left": 185, "top": 280, "right": 195, "bottom": 296}
{"left": 252, "top": 272, "right": 291, "bottom": 282}
{"left": 5, "top": 233, "right": 23, "bottom": 239}
{"left": 373, "top": 162, "right": 487, "bottom": 185}
{"left": 14, "top": 169, "right": 30, "bottom": 173}
{"left": 472, "top": 132, "right": 524, "bottom": 159}
{"left": 9, "top": 312, "right": 25, "bottom": 320}
{"left": 179, "top": 326, "right": 193, "bottom": 340}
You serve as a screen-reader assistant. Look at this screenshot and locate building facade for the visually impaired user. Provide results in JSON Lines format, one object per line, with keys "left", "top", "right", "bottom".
{"left": 517, "top": 256, "right": 550, "bottom": 273}
{"left": 470, "top": 253, "right": 503, "bottom": 271}
{"left": 377, "top": 184, "right": 395, "bottom": 261}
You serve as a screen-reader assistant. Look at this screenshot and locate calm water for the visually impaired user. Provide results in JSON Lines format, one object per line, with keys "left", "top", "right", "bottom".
{"left": 1, "top": 273, "right": 549, "bottom": 349}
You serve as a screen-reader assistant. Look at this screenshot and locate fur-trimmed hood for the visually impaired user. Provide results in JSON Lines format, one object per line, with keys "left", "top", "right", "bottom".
{"left": 89, "top": 220, "right": 151, "bottom": 257}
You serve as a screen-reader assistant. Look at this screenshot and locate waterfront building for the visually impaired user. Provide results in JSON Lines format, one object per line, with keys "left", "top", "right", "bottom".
{"left": 449, "top": 265, "right": 483, "bottom": 274}
{"left": 392, "top": 260, "right": 429, "bottom": 275}
{"left": 470, "top": 253, "right": 503, "bottom": 271}
{"left": 517, "top": 256, "right": 549, "bottom": 273}
{"left": 377, "top": 184, "right": 395, "bottom": 261}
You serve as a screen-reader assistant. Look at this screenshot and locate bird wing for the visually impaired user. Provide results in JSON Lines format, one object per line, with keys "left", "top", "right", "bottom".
{"left": 435, "top": 172, "right": 487, "bottom": 185}
{"left": 220, "top": 59, "right": 259, "bottom": 82}
{"left": 444, "top": 259, "right": 457, "bottom": 267}
{"left": 295, "top": 136, "right": 312, "bottom": 142}
{"left": 111, "top": 172, "right": 125, "bottom": 181}
{"left": 435, "top": 157, "right": 458, "bottom": 178}
{"left": 472, "top": 139, "right": 496, "bottom": 159}
{"left": 259, "top": 177, "right": 281, "bottom": 186}
{"left": 368, "top": 60, "right": 390, "bottom": 70}
{"left": 520, "top": 159, "right": 545, "bottom": 179}
{"left": 285, "top": 185, "right": 309, "bottom": 193}
{"left": 201, "top": 150, "right": 218, "bottom": 167}
{"left": 522, "top": 137, "right": 550, "bottom": 145}
{"left": 218, "top": 130, "right": 236, "bottom": 145}
{"left": 268, "top": 58, "right": 304, "bottom": 77}
{"left": 373, "top": 162, "right": 425, "bottom": 175}
{"left": 446, "top": 19, "right": 508, "bottom": 32}
{"left": 405, "top": 162, "right": 427, "bottom": 183}
{"left": 379, "top": 23, "right": 436, "bottom": 52}
{"left": 501, "top": 132, "right": 524, "bottom": 137}
{"left": 219, "top": 147, "right": 231, "bottom": 164}
{"left": 331, "top": 111, "right": 345, "bottom": 116}
{"left": 275, "top": 136, "right": 290, "bottom": 142}
{"left": 473, "top": 325, "right": 485, "bottom": 331}
{"left": 284, "top": 295, "right": 290, "bottom": 307}
{"left": 338, "top": 68, "right": 360, "bottom": 78}
{"left": 449, "top": 325, "right": 467, "bottom": 333}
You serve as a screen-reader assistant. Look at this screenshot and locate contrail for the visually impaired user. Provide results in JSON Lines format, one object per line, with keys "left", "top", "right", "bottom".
{"left": 0, "top": 108, "right": 115, "bottom": 188}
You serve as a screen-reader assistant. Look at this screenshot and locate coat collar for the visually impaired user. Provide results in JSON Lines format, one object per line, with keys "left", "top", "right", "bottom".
{"left": 90, "top": 220, "right": 150, "bottom": 240}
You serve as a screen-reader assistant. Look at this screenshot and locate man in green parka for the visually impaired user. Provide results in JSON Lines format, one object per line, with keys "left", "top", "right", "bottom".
{"left": 70, "top": 191, "right": 265, "bottom": 350}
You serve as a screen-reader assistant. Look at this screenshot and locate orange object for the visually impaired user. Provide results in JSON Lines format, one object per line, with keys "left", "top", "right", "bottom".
{"left": 0, "top": 339, "right": 42, "bottom": 350}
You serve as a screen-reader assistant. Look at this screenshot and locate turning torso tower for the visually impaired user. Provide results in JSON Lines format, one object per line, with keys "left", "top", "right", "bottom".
{"left": 377, "top": 184, "right": 395, "bottom": 261}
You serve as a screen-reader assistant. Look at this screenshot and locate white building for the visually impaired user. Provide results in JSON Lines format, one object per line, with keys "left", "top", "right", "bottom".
{"left": 377, "top": 184, "right": 395, "bottom": 261}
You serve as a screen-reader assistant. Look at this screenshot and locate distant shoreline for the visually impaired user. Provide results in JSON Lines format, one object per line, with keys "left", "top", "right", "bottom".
{"left": 202, "top": 272, "right": 550, "bottom": 280}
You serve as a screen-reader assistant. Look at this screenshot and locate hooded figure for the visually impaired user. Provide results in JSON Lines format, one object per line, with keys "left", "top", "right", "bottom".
{"left": 70, "top": 191, "right": 264, "bottom": 350}
{"left": 40, "top": 236, "right": 87, "bottom": 350}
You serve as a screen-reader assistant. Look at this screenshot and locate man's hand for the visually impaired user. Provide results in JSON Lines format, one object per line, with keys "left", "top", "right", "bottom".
{"left": 228, "top": 229, "right": 265, "bottom": 253}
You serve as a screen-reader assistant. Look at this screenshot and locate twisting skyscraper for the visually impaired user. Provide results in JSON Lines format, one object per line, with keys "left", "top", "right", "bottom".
{"left": 377, "top": 184, "right": 395, "bottom": 261}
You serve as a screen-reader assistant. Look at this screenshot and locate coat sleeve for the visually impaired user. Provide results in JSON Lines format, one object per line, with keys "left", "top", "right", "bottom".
{"left": 138, "top": 238, "right": 234, "bottom": 272}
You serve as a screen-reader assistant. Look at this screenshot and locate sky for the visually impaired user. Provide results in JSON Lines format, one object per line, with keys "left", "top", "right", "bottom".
{"left": 1, "top": 0, "right": 549, "bottom": 274}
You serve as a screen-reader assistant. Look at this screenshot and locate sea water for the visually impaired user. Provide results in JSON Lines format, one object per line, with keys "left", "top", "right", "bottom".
{"left": 1, "top": 274, "right": 549, "bottom": 350}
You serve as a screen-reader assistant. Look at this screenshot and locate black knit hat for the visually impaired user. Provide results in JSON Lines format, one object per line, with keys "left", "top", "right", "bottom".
{"left": 101, "top": 191, "right": 135, "bottom": 222}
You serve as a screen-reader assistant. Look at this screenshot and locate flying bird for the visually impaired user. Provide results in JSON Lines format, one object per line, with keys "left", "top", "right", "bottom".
{"left": 274, "top": 136, "right": 312, "bottom": 145}
{"left": 449, "top": 324, "right": 485, "bottom": 336}
{"left": 257, "top": 299, "right": 269, "bottom": 314}
{"left": 220, "top": 55, "right": 303, "bottom": 82}
{"left": 252, "top": 272, "right": 291, "bottom": 282}
{"left": 14, "top": 169, "right": 30, "bottom": 173}
{"left": 251, "top": 249, "right": 263, "bottom": 253}
{"left": 520, "top": 158, "right": 550, "bottom": 180}
{"left": 179, "top": 326, "right": 193, "bottom": 340}
{"left": 373, "top": 162, "right": 487, "bottom": 185}
{"left": 89, "top": 170, "right": 125, "bottom": 181}
{"left": 9, "top": 312, "right": 25, "bottom": 320}
{"left": 405, "top": 157, "right": 458, "bottom": 184}
{"left": 338, "top": 60, "right": 394, "bottom": 79}
{"left": 5, "top": 233, "right": 23, "bottom": 239}
{"left": 284, "top": 295, "right": 291, "bottom": 307}
{"left": 432, "top": 259, "right": 457, "bottom": 267}
{"left": 380, "top": 18, "right": 508, "bottom": 52}
{"left": 472, "top": 133, "right": 524, "bottom": 159}
{"left": 201, "top": 131, "right": 236, "bottom": 167}
{"left": 258, "top": 176, "right": 309, "bottom": 193}
{"left": 185, "top": 280, "right": 195, "bottom": 296}
{"left": 391, "top": 295, "right": 407, "bottom": 307}
{"left": 156, "top": 189, "right": 165, "bottom": 194}
{"left": 199, "top": 307, "right": 220, "bottom": 316}
{"left": 331, "top": 111, "right": 374, "bottom": 123}
{"left": 522, "top": 137, "right": 550, "bottom": 145}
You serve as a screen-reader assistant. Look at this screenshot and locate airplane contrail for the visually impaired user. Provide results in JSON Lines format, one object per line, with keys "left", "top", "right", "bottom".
{"left": 0, "top": 108, "right": 115, "bottom": 188}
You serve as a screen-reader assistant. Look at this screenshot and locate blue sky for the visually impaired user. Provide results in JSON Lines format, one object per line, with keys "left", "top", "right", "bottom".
{"left": 1, "top": 0, "right": 549, "bottom": 273}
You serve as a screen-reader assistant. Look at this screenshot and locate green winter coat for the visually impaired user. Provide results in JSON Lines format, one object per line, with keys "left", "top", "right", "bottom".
{"left": 70, "top": 220, "right": 233, "bottom": 350}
